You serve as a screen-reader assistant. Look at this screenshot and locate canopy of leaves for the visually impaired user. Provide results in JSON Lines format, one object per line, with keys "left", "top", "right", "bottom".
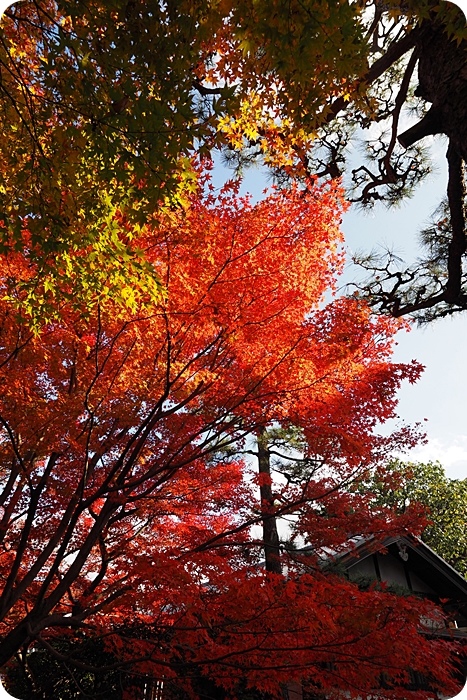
{"left": 2, "top": 0, "right": 466, "bottom": 324}
{"left": 0, "top": 0, "right": 364, "bottom": 323}
{"left": 0, "top": 175, "right": 459, "bottom": 699}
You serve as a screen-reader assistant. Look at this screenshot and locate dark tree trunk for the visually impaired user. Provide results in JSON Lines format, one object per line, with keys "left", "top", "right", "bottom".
{"left": 257, "top": 427, "right": 282, "bottom": 575}
{"left": 398, "top": 16, "right": 467, "bottom": 160}
{"left": 0, "top": 620, "right": 33, "bottom": 668}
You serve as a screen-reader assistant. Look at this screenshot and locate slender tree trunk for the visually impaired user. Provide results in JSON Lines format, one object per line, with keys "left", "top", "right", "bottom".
{"left": 257, "top": 427, "right": 282, "bottom": 575}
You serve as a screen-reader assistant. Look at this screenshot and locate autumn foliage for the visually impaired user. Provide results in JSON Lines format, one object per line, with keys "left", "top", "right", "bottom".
{"left": 2, "top": 0, "right": 467, "bottom": 327}
{"left": 0, "top": 172, "right": 461, "bottom": 698}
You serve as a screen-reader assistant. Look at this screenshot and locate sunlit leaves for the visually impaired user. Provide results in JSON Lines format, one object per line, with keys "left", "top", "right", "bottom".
{"left": 0, "top": 0, "right": 373, "bottom": 319}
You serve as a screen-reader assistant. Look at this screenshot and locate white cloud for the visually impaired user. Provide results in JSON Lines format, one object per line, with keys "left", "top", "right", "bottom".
{"left": 403, "top": 437, "right": 467, "bottom": 480}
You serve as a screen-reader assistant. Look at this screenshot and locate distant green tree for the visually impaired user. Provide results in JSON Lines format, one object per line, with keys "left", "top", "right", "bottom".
{"left": 364, "top": 460, "right": 467, "bottom": 576}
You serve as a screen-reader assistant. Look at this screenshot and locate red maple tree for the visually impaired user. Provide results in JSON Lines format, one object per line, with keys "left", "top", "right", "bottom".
{"left": 0, "top": 172, "right": 461, "bottom": 698}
